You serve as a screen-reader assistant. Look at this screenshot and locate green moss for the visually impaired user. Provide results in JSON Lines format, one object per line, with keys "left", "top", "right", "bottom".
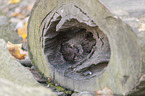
{"left": 31, "top": 59, "right": 34, "bottom": 64}
{"left": 48, "top": 82, "right": 54, "bottom": 87}
{"left": 55, "top": 86, "right": 65, "bottom": 91}
{"left": 46, "top": 80, "right": 76, "bottom": 95}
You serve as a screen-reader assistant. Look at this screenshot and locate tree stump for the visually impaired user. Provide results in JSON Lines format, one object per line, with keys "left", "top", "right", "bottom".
{"left": 28, "top": 0, "right": 145, "bottom": 95}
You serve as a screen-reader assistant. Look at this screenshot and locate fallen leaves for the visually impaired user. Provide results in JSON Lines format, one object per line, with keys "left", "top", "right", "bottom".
{"left": 9, "top": 3, "right": 34, "bottom": 19}
{"left": 11, "top": 12, "right": 26, "bottom": 19}
{"left": 8, "top": 0, "right": 20, "bottom": 4}
{"left": 11, "top": 12, "right": 19, "bottom": 17}
{"left": 18, "top": 22, "right": 27, "bottom": 39}
{"left": 7, "top": 41, "right": 27, "bottom": 60}
{"left": 95, "top": 87, "right": 114, "bottom": 96}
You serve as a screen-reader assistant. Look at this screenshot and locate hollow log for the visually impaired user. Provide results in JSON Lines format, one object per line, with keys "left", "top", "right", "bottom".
{"left": 28, "top": 0, "right": 145, "bottom": 95}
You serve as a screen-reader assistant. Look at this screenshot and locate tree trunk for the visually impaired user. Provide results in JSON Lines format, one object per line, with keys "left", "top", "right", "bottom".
{"left": 28, "top": 0, "right": 145, "bottom": 95}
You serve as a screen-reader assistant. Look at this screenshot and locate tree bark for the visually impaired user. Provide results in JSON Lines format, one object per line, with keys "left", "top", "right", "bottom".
{"left": 28, "top": 0, "right": 145, "bottom": 95}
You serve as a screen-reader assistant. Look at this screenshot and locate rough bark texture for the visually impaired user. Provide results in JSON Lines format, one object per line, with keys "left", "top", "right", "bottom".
{"left": 28, "top": 0, "right": 144, "bottom": 95}
{"left": 100, "top": 0, "right": 145, "bottom": 95}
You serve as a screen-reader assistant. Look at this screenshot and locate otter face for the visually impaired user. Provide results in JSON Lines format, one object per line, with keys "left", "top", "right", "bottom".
{"left": 60, "top": 42, "right": 83, "bottom": 62}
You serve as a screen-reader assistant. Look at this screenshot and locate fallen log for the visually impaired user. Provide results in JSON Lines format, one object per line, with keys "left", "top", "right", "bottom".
{"left": 28, "top": 0, "right": 145, "bottom": 95}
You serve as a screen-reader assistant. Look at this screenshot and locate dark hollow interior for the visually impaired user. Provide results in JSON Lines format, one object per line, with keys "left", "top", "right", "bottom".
{"left": 42, "top": 16, "right": 111, "bottom": 80}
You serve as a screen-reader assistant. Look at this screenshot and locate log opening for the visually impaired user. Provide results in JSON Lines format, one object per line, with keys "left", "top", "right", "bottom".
{"left": 41, "top": 5, "right": 111, "bottom": 80}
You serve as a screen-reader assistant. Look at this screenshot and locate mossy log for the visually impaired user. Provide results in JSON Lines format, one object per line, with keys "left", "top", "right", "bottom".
{"left": 28, "top": 0, "right": 145, "bottom": 95}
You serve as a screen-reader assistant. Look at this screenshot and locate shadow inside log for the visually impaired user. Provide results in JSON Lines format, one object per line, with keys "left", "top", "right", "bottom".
{"left": 41, "top": 15, "right": 111, "bottom": 80}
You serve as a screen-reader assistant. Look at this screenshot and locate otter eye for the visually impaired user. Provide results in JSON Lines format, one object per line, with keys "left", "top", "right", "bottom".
{"left": 85, "top": 32, "right": 93, "bottom": 38}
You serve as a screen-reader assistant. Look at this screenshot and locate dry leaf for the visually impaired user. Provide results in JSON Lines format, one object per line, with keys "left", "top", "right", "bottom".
{"left": 47, "top": 77, "right": 51, "bottom": 82}
{"left": 8, "top": 0, "right": 20, "bottom": 4}
{"left": 11, "top": 12, "right": 19, "bottom": 17}
{"left": 16, "top": 13, "right": 26, "bottom": 19}
{"left": 18, "top": 22, "right": 27, "bottom": 39}
{"left": 11, "top": 12, "right": 25, "bottom": 18}
{"left": 7, "top": 41, "right": 27, "bottom": 60}
{"left": 95, "top": 87, "right": 114, "bottom": 96}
